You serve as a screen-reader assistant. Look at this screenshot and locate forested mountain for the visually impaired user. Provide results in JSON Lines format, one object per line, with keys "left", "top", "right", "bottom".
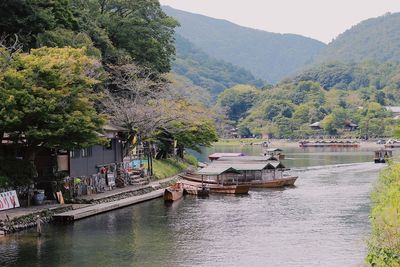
{"left": 315, "top": 12, "right": 400, "bottom": 64}
{"left": 173, "top": 34, "right": 263, "bottom": 98}
{"left": 163, "top": 6, "right": 326, "bottom": 83}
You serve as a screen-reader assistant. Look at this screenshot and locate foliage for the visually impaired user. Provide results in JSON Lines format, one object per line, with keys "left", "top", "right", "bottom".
{"left": 0, "top": 47, "right": 106, "bottom": 150}
{"left": 217, "top": 85, "right": 261, "bottom": 122}
{"left": 0, "top": 0, "right": 178, "bottom": 73}
{"left": 152, "top": 157, "right": 189, "bottom": 179}
{"left": 367, "top": 163, "right": 400, "bottom": 266}
{"left": 316, "top": 12, "right": 400, "bottom": 65}
{"left": 163, "top": 5, "right": 325, "bottom": 83}
{"left": 0, "top": 158, "right": 36, "bottom": 187}
{"left": 173, "top": 34, "right": 263, "bottom": 98}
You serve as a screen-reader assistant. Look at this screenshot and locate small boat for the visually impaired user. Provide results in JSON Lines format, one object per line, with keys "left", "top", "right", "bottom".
{"left": 181, "top": 179, "right": 249, "bottom": 194}
{"left": 384, "top": 140, "right": 400, "bottom": 148}
{"left": 262, "top": 148, "right": 285, "bottom": 160}
{"left": 299, "top": 140, "right": 359, "bottom": 148}
{"left": 182, "top": 183, "right": 210, "bottom": 196}
{"left": 163, "top": 183, "right": 184, "bottom": 201}
{"left": 374, "top": 148, "right": 393, "bottom": 163}
{"left": 208, "top": 152, "right": 245, "bottom": 161}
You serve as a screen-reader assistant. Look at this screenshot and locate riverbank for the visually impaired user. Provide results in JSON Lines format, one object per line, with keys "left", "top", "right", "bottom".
{"left": 0, "top": 176, "right": 178, "bottom": 235}
{"left": 367, "top": 162, "right": 400, "bottom": 266}
{"left": 214, "top": 138, "right": 384, "bottom": 149}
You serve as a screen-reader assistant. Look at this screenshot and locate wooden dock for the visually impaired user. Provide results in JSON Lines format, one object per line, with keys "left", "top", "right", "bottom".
{"left": 53, "top": 189, "right": 164, "bottom": 222}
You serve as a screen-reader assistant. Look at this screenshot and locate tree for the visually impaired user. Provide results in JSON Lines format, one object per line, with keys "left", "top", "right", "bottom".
{"left": 0, "top": 47, "right": 106, "bottom": 169}
{"left": 217, "top": 84, "right": 260, "bottom": 122}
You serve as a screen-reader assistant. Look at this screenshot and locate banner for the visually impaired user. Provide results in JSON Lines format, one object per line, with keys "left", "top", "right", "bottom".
{"left": 0, "top": 190, "right": 20, "bottom": 211}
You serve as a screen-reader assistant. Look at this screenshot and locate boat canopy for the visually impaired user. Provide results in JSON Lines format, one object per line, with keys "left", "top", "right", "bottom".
{"left": 265, "top": 148, "right": 283, "bottom": 152}
{"left": 208, "top": 153, "right": 245, "bottom": 160}
{"left": 216, "top": 155, "right": 278, "bottom": 162}
{"left": 196, "top": 166, "right": 240, "bottom": 176}
{"left": 199, "top": 161, "right": 286, "bottom": 172}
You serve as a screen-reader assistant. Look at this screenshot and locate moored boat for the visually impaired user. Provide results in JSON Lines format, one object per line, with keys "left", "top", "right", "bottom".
{"left": 180, "top": 173, "right": 297, "bottom": 189}
{"left": 299, "top": 140, "right": 359, "bottom": 148}
{"left": 163, "top": 183, "right": 184, "bottom": 201}
{"left": 262, "top": 148, "right": 285, "bottom": 160}
{"left": 374, "top": 148, "right": 393, "bottom": 163}
{"left": 180, "top": 179, "right": 249, "bottom": 194}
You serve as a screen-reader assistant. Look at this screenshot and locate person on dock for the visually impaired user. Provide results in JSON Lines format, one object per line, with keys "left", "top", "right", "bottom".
{"left": 36, "top": 215, "right": 43, "bottom": 237}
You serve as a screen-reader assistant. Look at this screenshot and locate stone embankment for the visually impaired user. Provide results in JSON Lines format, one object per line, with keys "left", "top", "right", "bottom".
{"left": 0, "top": 176, "right": 178, "bottom": 235}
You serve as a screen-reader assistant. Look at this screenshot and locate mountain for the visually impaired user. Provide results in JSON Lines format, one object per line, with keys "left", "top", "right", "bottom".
{"left": 315, "top": 12, "right": 400, "bottom": 64}
{"left": 163, "top": 6, "right": 326, "bottom": 83}
{"left": 173, "top": 34, "right": 264, "bottom": 98}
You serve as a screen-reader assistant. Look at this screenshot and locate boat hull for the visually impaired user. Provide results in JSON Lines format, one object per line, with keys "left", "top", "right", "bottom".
{"left": 179, "top": 174, "right": 296, "bottom": 189}
{"left": 180, "top": 179, "right": 249, "bottom": 194}
{"left": 163, "top": 184, "right": 184, "bottom": 201}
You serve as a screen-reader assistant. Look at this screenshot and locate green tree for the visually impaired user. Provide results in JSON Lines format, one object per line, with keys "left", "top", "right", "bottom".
{"left": 0, "top": 47, "right": 105, "bottom": 170}
{"left": 217, "top": 84, "right": 260, "bottom": 122}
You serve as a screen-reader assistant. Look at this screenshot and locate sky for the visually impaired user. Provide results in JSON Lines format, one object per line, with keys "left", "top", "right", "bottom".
{"left": 159, "top": 0, "right": 400, "bottom": 43}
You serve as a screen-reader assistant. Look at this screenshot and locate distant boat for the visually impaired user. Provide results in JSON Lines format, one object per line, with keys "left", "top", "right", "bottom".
{"left": 262, "top": 148, "right": 285, "bottom": 160}
{"left": 163, "top": 183, "right": 184, "bottom": 201}
{"left": 299, "top": 140, "right": 359, "bottom": 148}
{"left": 208, "top": 152, "right": 244, "bottom": 161}
{"left": 374, "top": 148, "right": 393, "bottom": 163}
{"left": 384, "top": 140, "right": 400, "bottom": 148}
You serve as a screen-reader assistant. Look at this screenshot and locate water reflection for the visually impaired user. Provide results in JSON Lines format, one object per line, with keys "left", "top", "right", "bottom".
{"left": 0, "top": 148, "right": 385, "bottom": 267}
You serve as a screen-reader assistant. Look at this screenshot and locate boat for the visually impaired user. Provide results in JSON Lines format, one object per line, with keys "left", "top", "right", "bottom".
{"left": 163, "top": 183, "right": 184, "bottom": 201}
{"left": 180, "top": 172, "right": 297, "bottom": 189}
{"left": 384, "top": 140, "right": 400, "bottom": 148}
{"left": 180, "top": 178, "right": 249, "bottom": 194}
{"left": 262, "top": 148, "right": 285, "bottom": 160}
{"left": 208, "top": 152, "right": 245, "bottom": 161}
{"left": 299, "top": 140, "right": 359, "bottom": 148}
{"left": 374, "top": 148, "right": 393, "bottom": 163}
{"left": 182, "top": 183, "right": 210, "bottom": 196}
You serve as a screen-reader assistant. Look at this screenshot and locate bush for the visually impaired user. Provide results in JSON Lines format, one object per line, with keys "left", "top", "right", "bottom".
{"left": 367, "top": 163, "right": 400, "bottom": 266}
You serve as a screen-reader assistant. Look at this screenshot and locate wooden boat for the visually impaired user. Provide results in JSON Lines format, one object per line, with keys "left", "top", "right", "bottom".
{"left": 180, "top": 179, "right": 249, "bottom": 194}
{"left": 163, "top": 183, "right": 184, "bottom": 201}
{"left": 180, "top": 173, "right": 296, "bottom": 190}
{"left": 208, "top": 152, "right": 244, "bottom": 161}
{"left": 262, "top": 148, "right": 285, "bottom": 160}
{"left": 299, "top": 140, "right": 359, "bottom": 148}
{"left": 374, "top": 148, "right": 393, "bottom": 163}
{"left": 182, "top": 183, "right": 210, "bottom": 196}
{"left": 243, "top": 176, "right": 297, "bottom": 188}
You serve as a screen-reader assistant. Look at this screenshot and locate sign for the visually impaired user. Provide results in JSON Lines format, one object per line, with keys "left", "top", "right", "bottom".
{"left": 0, "top": 190, "right": 20, "bottom": 211}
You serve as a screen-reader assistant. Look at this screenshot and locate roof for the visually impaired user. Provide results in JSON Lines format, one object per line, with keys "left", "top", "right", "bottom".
{"left": 208, "top": 153, "right": 245, "bottom": 160}
{"left": 196, "top": 166, "right": 240, "bottom": 175}
{"left": 103, "top": 123, "right": 128, "bottom": 132}
{"left": 206, "top": 161, "right": 286, "bottom": 171}
{"left": 310, "top": 122, "right": 321, "bottom": 127}
{"left": 266, "top": 148, "right": 283, "bottom": 152}
{"left": 216, "top": 155, "right": 278, "bottom": 162}
{"left": 385, "top": 106, "right": 400, "bottom": 113}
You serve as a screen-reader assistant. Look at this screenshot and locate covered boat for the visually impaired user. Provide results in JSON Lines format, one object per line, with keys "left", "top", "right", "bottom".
{"left": 374, "top": 149, "right": 393, "bottom": 163}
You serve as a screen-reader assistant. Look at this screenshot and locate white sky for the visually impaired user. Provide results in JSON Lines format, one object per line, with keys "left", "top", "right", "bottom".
{"left": 159, "top": 0, "right": 400, "bottom": 43}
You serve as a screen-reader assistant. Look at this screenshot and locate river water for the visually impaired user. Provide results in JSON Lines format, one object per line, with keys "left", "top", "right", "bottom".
{"left": 0, "top": 145, "right": 387, "bottom": 266}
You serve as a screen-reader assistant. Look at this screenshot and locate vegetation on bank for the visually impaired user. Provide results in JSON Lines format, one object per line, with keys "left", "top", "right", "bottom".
{"left": 152, "top": 155, "right": 197, "bottom": 179}
{"left": 367, "top": 163, "right": 400, "bottom": 266}
{"left": 216, "top": 61, "right": 400, "bottom": 139}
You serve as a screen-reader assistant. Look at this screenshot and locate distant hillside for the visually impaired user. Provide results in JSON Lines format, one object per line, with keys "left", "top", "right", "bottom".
{"left": 163, "top": 6, "right": 326, "bottom": 83}
{"left": 165, "top": 73, "right": 213, "bottom": 107}
{"left": 173, "top": 34, "right": 263, "bottom": 98}
{"left": 315, "top": 12, "right": 400, "bottom": 64}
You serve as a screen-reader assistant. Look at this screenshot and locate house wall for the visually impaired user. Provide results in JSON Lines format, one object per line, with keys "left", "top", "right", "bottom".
{"left": 69, "top": 139, "right": 123, "bottom": 177}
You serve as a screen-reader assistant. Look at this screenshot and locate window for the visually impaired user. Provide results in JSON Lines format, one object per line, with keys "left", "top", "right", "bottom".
{"left": 104, "top": 139, "right": 113, "bottom": 150}
{"left": 81, "top": 147, "right": 92, "bottom": 158}
{"left": 70, "top": 149, "right": 80, "bottom": 158}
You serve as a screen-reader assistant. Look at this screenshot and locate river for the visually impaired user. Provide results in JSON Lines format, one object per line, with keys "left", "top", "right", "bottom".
{"left": 0, "top": 145, "right": 386, "bottom": 266}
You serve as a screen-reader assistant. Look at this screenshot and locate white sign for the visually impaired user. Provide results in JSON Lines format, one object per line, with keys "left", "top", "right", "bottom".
{"left": 0, "top": 190, "right": 20, "bottom": 211}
